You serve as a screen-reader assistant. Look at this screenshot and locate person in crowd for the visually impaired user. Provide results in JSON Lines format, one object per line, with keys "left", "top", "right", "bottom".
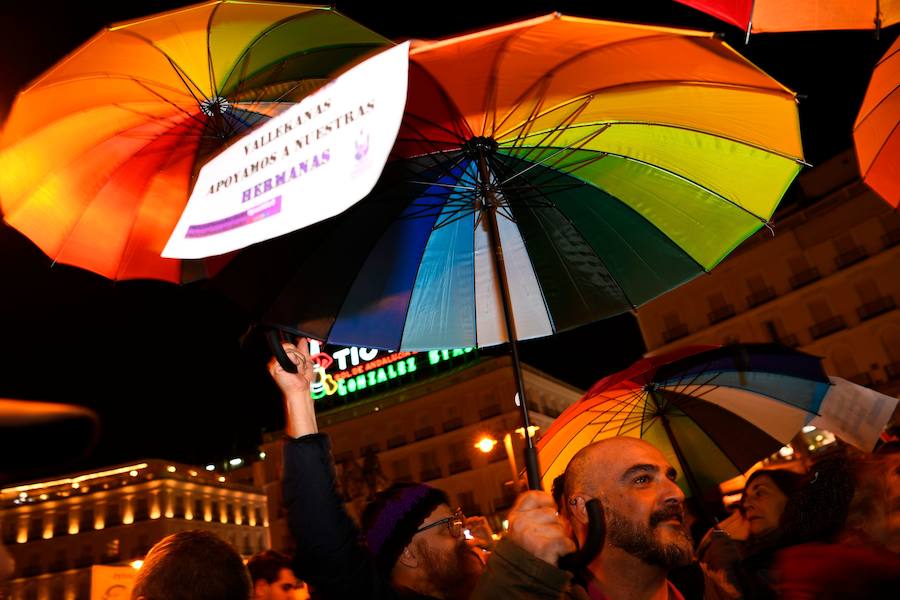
{"left": 130, "top": 530, "right": 251, "bottom": 600}
{"left": 771, "top": 453, "right": 900, "bottom": 599}
{"left": 473, "top": 437, "right": 737, "bottom": 599}
{"left": 247, "top": 550, "right": 307, "bottom": 600}
{"left": 272, "top": 340, "right": 484, "bottom": 600}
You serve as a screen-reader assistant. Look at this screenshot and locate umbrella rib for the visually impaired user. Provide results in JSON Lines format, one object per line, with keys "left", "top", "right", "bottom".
{"left": 404, "top": 112, "right": 471, "bottom": 145}
{"left": 111, "top": 29, "right": 209, "bottom": 103}
{"left": 479, "top": 21, "right": 543, "bottom": 137}
{"left": 517, "top": 143, "right": 774, "bottom": 226}
{"left": 499, "top": 78, "right": 553, "bottom": 156}
{"left": 858, "top": 120, "right": 900, "bottom": 179}
{"left": 206, "top": 1, "right": 221, "bottom": 100}
{"left": 495, "top": 154, "right": 640, "bottom": 310}
{"left": 502, "top": 96, "right": 595, "bottom": 167}
{"left": 498, "top": 93, "right": 595, "bottom": 152}
{"left": 499, "top": 124, "right": 610, "bottom": 185}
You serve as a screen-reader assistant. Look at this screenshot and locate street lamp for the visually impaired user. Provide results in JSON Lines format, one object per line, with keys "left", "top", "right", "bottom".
{"left": 474, "top": 436, "right": 498, "bottom": 453}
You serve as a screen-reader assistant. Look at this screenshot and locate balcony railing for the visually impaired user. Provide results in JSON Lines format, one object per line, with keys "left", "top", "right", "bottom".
{"left": 834, "top": 246, "right": 868, "bottom": 270}
{"left": 809, "top": 316, "right": 847, "bottom": 340}
{"left": 857, "top": 296, "right": 896, "bottom": 321}
{"left": 790, "top": 267, "right": 821, "bottom": 289}
{"left": 885, "top": 362, "right": 900, "bottom": 381}
{"left": 882, "top": 228, "right": 900, "bottom": 249}
{"left": 746, "top": 287, "right": 776, "bottom": 308}
{"left": 479, "top": 404, "right": 502, "bottom": 420}
{"left": 776, "top": 333, "right": 800, "bottom": 347}
{"left": 448, "top": 458, "right": 472, "bottom": 475}
{"left": 662, "top": 323, "right": 689, "bottom": 343}
{"left": 707, "top": 304, "right": 736, "bottom": 325}
{"left": 420, "top": 467, "right": 443, "bottom": 482}
{"left": 414, "top": 426, "right": 435, "bottom": 441}
{"left": 493, "top": 495, "right": 516, "bottom": 511}
{"left": 460, "top": 503, "right": 482, "bottom": 517}
{"left": 442, "top": 417, "right": 464, "bottom": 432}
{"left": 847, "top": 372, "right": 874, "bottom": 387}
{"left": 386, "top": 434, "right": 407, "bottom": 449}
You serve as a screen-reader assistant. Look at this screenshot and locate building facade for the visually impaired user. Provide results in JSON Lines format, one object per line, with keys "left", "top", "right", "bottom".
{"left": 0, "top": 460, "right": 268, "bottom": 600}
{"left": 635, "top": 151, "right": 900, "bottom": 399}
{"left": 251, "top": 354, "right": 583, "bottom": 553}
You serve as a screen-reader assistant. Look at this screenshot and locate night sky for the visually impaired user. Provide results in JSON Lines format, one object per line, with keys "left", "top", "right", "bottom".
{"left": 0, "top": 1, "right": 895, "bottom": 482}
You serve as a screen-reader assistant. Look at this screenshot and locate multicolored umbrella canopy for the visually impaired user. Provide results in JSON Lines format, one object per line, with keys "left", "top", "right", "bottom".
{"left": 854, "top": 35, "right": 899, "bottom": 207}
{"left": 259, "top": 13, "right": 804, "bottom": 351}
{"left": 675, "top": 0, "right": 899, "bottom": 37}
{"left": 0, "top": 0, "right": 390, "bottom": 282}
{"left": 536, "top": 344, "right": 832, "bottom": 496}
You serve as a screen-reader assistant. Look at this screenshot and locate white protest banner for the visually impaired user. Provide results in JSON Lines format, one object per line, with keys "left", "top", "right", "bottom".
{"left": 163, "top": 42, "right": 409, "bottom": 258}
{"left": 808, "top": 376, "right": 899, "bottom": 451}
{"left": 90, "top": 565, "right": 136, "bottom": 600}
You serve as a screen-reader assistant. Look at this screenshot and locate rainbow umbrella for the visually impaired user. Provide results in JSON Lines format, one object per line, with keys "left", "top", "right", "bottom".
{"left": 242, "top": 13, "right": 804, "bottom": 487}
{"left": 854, "top": 35, "right": 899, "bottom": 207}
{"left": 0, "top": 1, "right": 389, "bottom": 282}
{"left": 675, "top": 0, "right": 899, "bottom": 40}
{"left": 537, "top": 344, "right": 831, "bottom": 497}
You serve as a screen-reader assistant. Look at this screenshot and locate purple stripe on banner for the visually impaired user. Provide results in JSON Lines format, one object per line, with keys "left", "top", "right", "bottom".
{"left": 185, "top": 196, "right": 282, "bottom": 238}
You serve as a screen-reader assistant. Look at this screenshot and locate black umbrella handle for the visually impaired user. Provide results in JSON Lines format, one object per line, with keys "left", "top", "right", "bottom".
{"left": 558, "top": 499, "right": 604, "bottom": 573}
{"left": 265, "top": 328, "right": 298, "bottom": 374}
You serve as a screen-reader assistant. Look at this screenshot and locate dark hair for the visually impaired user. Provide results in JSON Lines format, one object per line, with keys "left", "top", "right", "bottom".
{"left": 360, "top": 482, "right": 448, "bottom": 573}
{"left": 247, "top": 549, "right": 292, "bottom": 584}
{"left": 779, "top": 457, "right": 854, "bottom": 545}
{"left": 743, "top": 469, "right": 804, "bottom": 504}
{"left": 551, "top": 473, "right": 567, "bottom": 512}
{"left": 131, "top": 530, "right": 250, "bottom": 600}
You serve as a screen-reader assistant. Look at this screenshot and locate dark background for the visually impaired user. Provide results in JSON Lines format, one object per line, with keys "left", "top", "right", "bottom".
{"left": 0, "top": 1, "right": 895, "bottom": 481}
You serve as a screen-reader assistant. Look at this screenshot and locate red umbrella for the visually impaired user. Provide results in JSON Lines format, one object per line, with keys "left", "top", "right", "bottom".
{"left": 675, "top": 0, "right": 899, "bottom": 40}
{"left": 854, "top": 35, "right": 900, "bottom": 207}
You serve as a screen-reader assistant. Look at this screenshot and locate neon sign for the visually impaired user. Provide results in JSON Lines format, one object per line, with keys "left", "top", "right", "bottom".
{"left": 307, "top": 340, "right": 475, "bottom": 401}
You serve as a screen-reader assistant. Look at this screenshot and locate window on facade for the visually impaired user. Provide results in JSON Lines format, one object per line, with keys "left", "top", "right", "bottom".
{"left": 391, "top": 458, "right": 412, "bottom": 482}
{"left": 80, "top": 507, "right": 94, "bottom": 532}
{"left": 134, "top": 495, "right": 149, "bottom": 521}
{"left": 854, "top": 279, "right": 882, "bottom": 304}
{"left": 53, "top": 511, "right": 67, "bottom": 536}
{"left": 195, "top": 499, "right": 204, "bottom": 519}
{"left": 106, "top": 501, "right": 120, "bottom": 527}
{"left": 808, "top": 299, "right": 834, "bottom": 323}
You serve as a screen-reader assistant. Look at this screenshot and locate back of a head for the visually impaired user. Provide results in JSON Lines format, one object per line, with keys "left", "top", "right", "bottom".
{"left": 131, "top": 530, "right": 251, "bottom": 600}
{"left": 247, "top": 549, "right": 292, "bottom": 584}
{"left": 360, "top": 482, "right": 449, "bottom": 573}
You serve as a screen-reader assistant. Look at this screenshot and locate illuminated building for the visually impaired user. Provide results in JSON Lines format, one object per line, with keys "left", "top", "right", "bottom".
{"left": 635, "top": 150, "right": 900, "bottom": 399}
{"left": 246, "top": 351, "right": 582, "bottom": 553}
{"left": 0, "top": 460, "right": 268, "bottom": 600}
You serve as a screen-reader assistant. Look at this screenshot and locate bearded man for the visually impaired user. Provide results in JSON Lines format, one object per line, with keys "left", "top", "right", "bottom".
{"left": 473, "top": 438, "right": 736, "bottom": 600}
{"left": 273, "top": 340, "right": 484, "bottom": 600}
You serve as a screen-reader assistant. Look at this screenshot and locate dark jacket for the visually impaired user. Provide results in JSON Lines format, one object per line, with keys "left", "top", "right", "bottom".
{"left": 282, "top": 433, "right": 437, "bottom": 600}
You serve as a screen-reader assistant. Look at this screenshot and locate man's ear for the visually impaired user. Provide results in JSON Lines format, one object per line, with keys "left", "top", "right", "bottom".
{"left": 568, "top": 496, "right": 590, "bottom": 525}
{"left": 252, "top": 578, "right": 269, "bottom": 600}
{"left": 397, "top": 545, "right": 419, "bottom": 569}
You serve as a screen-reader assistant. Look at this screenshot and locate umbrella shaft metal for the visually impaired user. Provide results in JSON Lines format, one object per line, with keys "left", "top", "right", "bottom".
{"left": 480, "top": 160, "right": 541, "bottom": 489}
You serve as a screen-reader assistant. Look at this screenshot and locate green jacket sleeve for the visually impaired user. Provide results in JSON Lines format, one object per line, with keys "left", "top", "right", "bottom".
{"left": 472, "top": 538, "right": 587, "bottom": 600}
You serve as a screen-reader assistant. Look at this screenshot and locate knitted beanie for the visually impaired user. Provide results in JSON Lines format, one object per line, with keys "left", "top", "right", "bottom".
{"left": 361, "top": 482, "right": 449, "bottom": 572}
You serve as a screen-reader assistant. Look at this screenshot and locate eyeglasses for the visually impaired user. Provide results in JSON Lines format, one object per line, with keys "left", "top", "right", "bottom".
{"left": 415, "top": 509, "right": 465, "bottom": 538}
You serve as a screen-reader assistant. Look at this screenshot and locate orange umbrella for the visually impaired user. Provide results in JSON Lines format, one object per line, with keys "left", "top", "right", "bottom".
{"left": 676, "top": 0, "right": 899, "bottom": 39}
{"left": 0, "top": 1, "right": 389, "bottom": 282}
{"left": 854, "top": 35, "right": 899, "bottom": 207}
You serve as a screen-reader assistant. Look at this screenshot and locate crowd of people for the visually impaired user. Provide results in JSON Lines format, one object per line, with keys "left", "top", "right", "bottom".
{"left": 124, "top": 339, "right": 899, "bottom": 599}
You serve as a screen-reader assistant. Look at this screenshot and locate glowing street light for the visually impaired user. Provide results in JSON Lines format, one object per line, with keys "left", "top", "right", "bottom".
{"left": 514, "top": 425, "right": 540, "bottom": 439}
{"left": 474, "top": 436, "right": 498, "bottom": 453}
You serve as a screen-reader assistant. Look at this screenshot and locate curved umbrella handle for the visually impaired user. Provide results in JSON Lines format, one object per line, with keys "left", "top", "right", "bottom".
{"left": 558, "top": 498, "right": 604, "bottom": 573}
{"left": 265, "top": 328, "right": 298, "bottom": 374}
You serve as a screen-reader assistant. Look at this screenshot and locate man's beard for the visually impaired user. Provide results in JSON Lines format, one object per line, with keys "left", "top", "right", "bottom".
{"left": 416, "top": 539, "right": 483, "bottom": 600}
{"left": 605, "top": 504, "right": 694, "bottom": 568}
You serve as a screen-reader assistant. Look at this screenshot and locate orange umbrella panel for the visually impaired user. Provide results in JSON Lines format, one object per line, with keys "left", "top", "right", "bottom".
{"left": 0, "top": 1, "right": 390, "bottom": 282}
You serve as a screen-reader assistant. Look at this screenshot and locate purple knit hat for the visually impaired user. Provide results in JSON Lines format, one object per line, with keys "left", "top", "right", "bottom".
{"left": 361, "top": 482, "right": 449, "bottom": 572}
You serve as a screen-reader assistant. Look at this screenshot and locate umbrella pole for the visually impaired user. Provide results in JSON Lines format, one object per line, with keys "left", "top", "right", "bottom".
{"left": 484, "top": 204, "right": 542, "bottom": 490}
{"left": 650, "top": 390, "right": 707, "bottom": 510}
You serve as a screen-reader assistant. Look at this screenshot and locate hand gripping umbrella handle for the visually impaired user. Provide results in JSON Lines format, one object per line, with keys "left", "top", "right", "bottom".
{"left": 558, "top": 498, "right": 605, "bottom": 573}
{"left": 265, "top": 328, "right": 298, "bottom": 374}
